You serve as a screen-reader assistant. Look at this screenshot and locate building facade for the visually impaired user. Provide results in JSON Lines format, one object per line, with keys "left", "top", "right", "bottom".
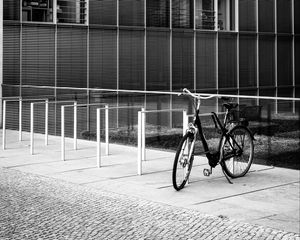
{"left": 0, "top": 0, "right": 299, "bottom": 133}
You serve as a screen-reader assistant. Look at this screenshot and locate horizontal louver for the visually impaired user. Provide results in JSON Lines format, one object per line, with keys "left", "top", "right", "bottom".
{"left": 89, "top": 28, "right": 117, "bottom": 89}
{"left": 3, "top": 24, "right": 20, "bottom": 86}
{"left": 22, "top": 25, "right": 55, "bottom": 86}
{"left": 89, "top": 0, "right": 117, "bottom": 25}
{"left": 57, "top": 26, "right": 87, "bottom": 88}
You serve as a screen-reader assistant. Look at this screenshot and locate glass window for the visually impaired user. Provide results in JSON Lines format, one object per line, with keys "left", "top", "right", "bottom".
{"left": 277, "top": 36, "right": 293, "bottom": 86}
{"left": 57, "top": 26, "right": 87, "bottom": 88}
{"left": 22, "top": 0, "right": 53, "bottom": 22}
{"left": 89, "top": 29, "right": 117, "bottom": 89}
{"left": 258, "top": 0, "right": 275, "bottom": 32}
{"left": 239, "top": 0, "right": 256, "bottom": 32}
{"left": 57, "top": 0, "right": 87, "bottom": 24}
{"left": 259, "top": 35, "right": 275, "bottom": 87}
{"left": 277, "top": 0, "right": 292, "bottom": 33}
{"left": 146, "top": 31, "right": 170, "bottom": 91}
{"left": 218, "top": 0, "right": 235, "bottom": 31}
{"left": 295, "top": 36, "right": 300, "bottom": 86}
{"left": 89, "top": 0, "right": 117, "bottom": 25}
{"left": 295, "top": 1, "right": 300, "bottom": 34}
{"left": 146, "top": 0, "right": 170, "bottom": 28}
{"left": 218, "top": 33, "right": 237, "bottom": 88}
{"left": 195, "top": 0, "right": 215, "bottom": 30}
{"left": 172, "top": 31, "right": 194, "bottom": 91}
{"left": 196, "top": 32, "right": 216, "bottom": 90}
{"left": 3, "top": 25, "right": 20, "bottom": 85}
{"left": 119, "top": 0, "right": 144, "bottom": 26}
{"left": 239, "top": 34, "right": 257, "bottom": 88}
{"left": 4, "top": 0, "right": 20, "bottom": 20}
{"left": 172, "top": 0, "right": 193, "bottom": 28}
{"left": 22, "top": 25, "right": 55, "bottom": 86}
{"left": 119, "top": 30, "right": 144, "bottom": 90}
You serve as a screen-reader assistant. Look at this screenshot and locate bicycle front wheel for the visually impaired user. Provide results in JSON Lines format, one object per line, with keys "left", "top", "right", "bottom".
{"left": 172, "top": 132, "right": 195, "bottom": 191}
{"left": 220, "top": 125, "right": 254, "bottom": 178}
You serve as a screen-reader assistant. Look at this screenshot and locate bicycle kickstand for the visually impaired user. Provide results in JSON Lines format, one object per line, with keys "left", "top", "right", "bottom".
{"left": 222, "top": 168, "right": 233, "bottom": 184}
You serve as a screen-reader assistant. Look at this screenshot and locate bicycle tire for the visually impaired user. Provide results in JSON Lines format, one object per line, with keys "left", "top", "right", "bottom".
{"left": 172, "top": 132, "right": 195, "bottom": 191}
{"left": 220, "top": 125, "right": 254, "bottom": 178}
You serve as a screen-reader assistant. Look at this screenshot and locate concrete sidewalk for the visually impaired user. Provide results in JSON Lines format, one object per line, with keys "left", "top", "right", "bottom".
{"left": 1, "top": 129, "right": 299, "bottom": 234}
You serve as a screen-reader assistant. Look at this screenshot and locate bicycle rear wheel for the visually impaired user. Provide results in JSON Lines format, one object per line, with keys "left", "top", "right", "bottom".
{"left": 172, "top": 133, "right": 195, "bottom": 191}
{"left": 220, "top": 125, "right": 254, "bottom": 178}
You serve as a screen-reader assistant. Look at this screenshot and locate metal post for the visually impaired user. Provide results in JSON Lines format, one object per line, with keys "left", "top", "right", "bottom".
{"left": 19, "top": 98, "right": 22, "bottom": 141}
{"left": 61, "top": 106, "right": 65, "bottom": 161}
{"left": 74, "top": 102, "right": 77, "bottom": 150}
{"left": 30, "top": 103, "right": 34, "bottom": 155}
{"left": 141, "top": 108, "right": 145, "bottom": 161}
{"left": 183, "top": 110, "right": 188, "bottom": 136}
{"left": 45, "top": 100, "right": 48, "bottom": 145}
{"left": 2, "top": 100, "right": 6, "bottom": 150}
{"left": 105, "top": 105, "right": 109, "bottom": 155}
{"left": 97, "top": 108, "right": 101, "bottom": 168}
{"left": 137, "top": 111, "right": 142, "bottom": 175}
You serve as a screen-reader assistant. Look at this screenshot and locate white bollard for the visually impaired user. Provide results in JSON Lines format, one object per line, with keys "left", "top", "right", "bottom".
{"left": 2, "top": 100, "right": 6, "bottom": 150}
{"left": 61, "top": 106, "right": 65, "bottom": 161}
{"left": 45, "top": 100, "right": 48, "bottom": 145}
{"left": 97, "top": 108, "right": 101, "bottom": 168}
{"left": 105, "top": 105, "right": 109, "bottom": 155}
{"left": 19, "top": 98, "right": 22, "bottom": 141}
{"left": 30, "top": 103, "right": 34, "bottom": 155}
{"left": 73, "top": 102, "right": 77, "bottom": 150}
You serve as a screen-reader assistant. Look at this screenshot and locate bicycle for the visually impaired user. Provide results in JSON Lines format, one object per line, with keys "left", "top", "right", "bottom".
{"left": 172, "top": 88, "right": 254, "bottom": 191}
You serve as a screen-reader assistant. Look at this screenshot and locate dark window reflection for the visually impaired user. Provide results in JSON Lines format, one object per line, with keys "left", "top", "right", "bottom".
{"left": 277, "top": 36, "right": 293, "bottom": 86}
{"left": 277, "top": 0, "right": 292, "bottom": 33}
{"left": 172, "top": 0, "right": 193, "bottom": 28}
{"left": 147, "top": 0, "right": 170, "bottom": 27}
{"left": 119, "top": 0, "right": 144, "bottom": 26}
{"left": 239, "top": 0, "right": 256, "bottom": 32}
{"left": 258, "top": 0, "right": 275, "bottom": 32}
{"left": 89, "top": 0, "right": 117, "bottom": 25}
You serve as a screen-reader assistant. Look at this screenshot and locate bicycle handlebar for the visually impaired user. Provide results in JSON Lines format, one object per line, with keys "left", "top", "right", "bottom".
{"left": 179, "top": 88, "right": 215, "bottom": 100}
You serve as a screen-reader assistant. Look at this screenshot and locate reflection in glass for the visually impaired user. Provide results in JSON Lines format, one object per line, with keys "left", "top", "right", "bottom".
{"left": 277, "top": 36, "right": 293, "bottom": 86}
{"left": 147, "top": 0, "right": 170, "bottom": 27}
{"left": 195, "top": 0, "right": 215, "bottom": 30}
{"left": 239, "top": 0, "right": 256, "bottom": 32}
{"left": 172, "top": 0, "right": 193, "bottom": 28}
{"left": 89, "top": 0, "right": 117, "bottom": 25}
{"left": 258, "top": 0, "right": 274, "bottom": 32}
{"left": 218, "top": 0, "right": 235, "bottom": 31}
{"left": 119, "top": 0, "right": 144, "bottom": 26}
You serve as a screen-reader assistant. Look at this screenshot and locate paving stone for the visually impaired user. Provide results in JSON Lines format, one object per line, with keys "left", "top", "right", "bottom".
{"left": 0, "top": 167, "right": 299, "bottom": 240}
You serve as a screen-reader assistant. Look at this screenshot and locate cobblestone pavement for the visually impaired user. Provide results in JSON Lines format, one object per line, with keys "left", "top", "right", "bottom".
{"left": 0, "top": 168, "right": 299, "bottom": 240}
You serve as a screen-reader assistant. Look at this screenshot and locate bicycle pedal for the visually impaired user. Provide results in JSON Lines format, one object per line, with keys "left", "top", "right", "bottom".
{"left": 203, "top": 168, "right": 211, "bottom": 177}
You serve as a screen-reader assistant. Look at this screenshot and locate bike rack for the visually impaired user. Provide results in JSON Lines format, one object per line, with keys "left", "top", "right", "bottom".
{"left": 96, "top": 106, "right": 143, "bottom": 168}
{"left": 137, "top": 109, "right": 188, "bottom": 175}
{"left": 2, "top": 98, "right": 48, "bottom": 150}
{"left": 61, "top": 103, "right": 107, "bottom": 161}
{"left": 30, "top": 100, "right": 77, "bottom": 155}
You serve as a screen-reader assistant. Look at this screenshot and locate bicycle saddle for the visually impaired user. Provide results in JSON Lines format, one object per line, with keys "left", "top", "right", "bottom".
{"left": 223, "top": 102, "right": 238, "bottom": 110}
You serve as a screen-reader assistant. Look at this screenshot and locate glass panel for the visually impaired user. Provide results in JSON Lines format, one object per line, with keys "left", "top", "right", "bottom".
{"left": 277, "top": 0, "right": 292, "bottom": 33}
{"left": 146, "top": 0, "right": 170, "bottom": 28}
{"left": 119, "top": 30, "right": 144, "bottom": 90}
{"left": 57, "top": 0, "right": 87, "bottom": 24}
{"left": 146, "top": 31, "right": 170, "bottom": 91}
{"left": 295, "top": 0, "right": 300, "bottom": 34}
{"left": 3, "top": 24, "right": 20, "bottom": 86}
{"left": 89, "top": 0, "right": 117, "bottom": 25}
{"left": 89, "top": 28, "right": 117, "bottom": 89}
{"left": 119, "top": 0, "right": 144, "bottom": 26}
{"left": 22, "top": 0, "right": 53, "bottom": 22}
{"left": 218, "top": 33, "right": 237, "bottom": 88}
{"left": 22, "top": 25, "right": 55, "bottom": 86}
{"left": 195, "top": 0, "right": 215, "bottom": 30}
{"left": 172, "top": 31, "right": 194, "bottom": 91}
{"left": 296, "top": 36, "right": 300, "bottom": 86}
{"left": 259, "top": 35, "right": 275, "bottom": 87}
{"left": 57, "top": 26, "right": 87, "bottom": 88}
{"left": 258, "top": 0, "right": 275, "bottom": 32}
{"left": 239, "top": 0, "right": 256, "bottom": 32}
{"left": 218, "top": 0, "right": 235, "bottom": 31}
{"left": 239, "top": 34, "right": 257, "bottom": 88}
{"left": 277, "top": 36, "right": 293, "bottom": 86}
{"left": 196, "top": 32, "right": 216, "bottom": 90}
{"left": 172, "top": 0, "right": 193, "bottom": 28}
{"left": 4, "top": 0, "right": 20, "bottom": 20}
